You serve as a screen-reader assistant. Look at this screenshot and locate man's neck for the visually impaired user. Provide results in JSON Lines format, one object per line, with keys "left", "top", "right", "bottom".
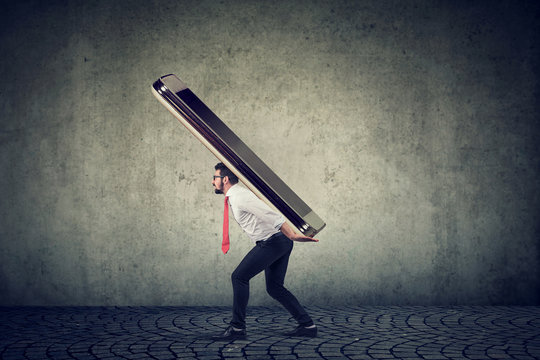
{"left": 223, "top": 183, "right": 236, "bottom": 196}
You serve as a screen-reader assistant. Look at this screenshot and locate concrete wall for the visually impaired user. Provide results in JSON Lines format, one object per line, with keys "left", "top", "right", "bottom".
{"left": 1, "top": 0, "right": 539, "bottom": 306}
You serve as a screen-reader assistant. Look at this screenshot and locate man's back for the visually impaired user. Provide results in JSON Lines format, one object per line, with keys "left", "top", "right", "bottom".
{"left": 226, "top": 184, "right": 286, "bottom": 243}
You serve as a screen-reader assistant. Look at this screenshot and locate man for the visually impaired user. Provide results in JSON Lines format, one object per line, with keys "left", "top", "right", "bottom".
{"left": 211, "top": 162, "right": 319, "bottom": 340}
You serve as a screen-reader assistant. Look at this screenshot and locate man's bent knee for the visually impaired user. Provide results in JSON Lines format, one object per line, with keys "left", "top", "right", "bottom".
{"left": 231, "top": 269, "right": 249, "bottom": 285}
{"left": 266, "top": 283, "right": 287, "bottom": 299}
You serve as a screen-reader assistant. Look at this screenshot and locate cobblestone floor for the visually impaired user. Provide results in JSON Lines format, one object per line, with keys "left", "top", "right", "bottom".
{"left": 1, "top": 306, "right": 539, "bottom": 359}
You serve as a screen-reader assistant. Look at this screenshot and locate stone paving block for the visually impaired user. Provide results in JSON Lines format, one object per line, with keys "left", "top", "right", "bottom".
{"left": 422, "top": 355, "right": 448, "bottom": 360}
{"left": 1, "top": 306, "right": 540, "bottom": 359}
{"left": 346, "top": 355, "right": 372, "bottom": 360}
{"left": 368, "top": 354, "right": 395, "bottom": 359}
{"left": 69, "top": 352, "right": 98, "bottom": 360}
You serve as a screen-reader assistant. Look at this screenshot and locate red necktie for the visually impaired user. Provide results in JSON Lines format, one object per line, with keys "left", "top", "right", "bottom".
{"left": 222, "top": 196, "right": 230, "bottom": 254}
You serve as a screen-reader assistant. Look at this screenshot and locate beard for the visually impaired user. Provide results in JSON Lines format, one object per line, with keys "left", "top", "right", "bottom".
{"left": 214, "top": 188, "right": 223, "bottom": 194}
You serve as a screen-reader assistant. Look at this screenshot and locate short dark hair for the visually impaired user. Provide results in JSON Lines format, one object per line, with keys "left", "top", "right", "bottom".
{"left": 215, "top": 162, "right": 239, "bottom": 184}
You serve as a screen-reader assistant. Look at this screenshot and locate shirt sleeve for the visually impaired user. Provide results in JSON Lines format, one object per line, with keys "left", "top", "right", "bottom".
{"left": 237, "top": 192, "right": 286, "bottom": 230}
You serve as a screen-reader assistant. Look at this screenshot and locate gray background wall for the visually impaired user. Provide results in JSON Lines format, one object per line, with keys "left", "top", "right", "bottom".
{"left": 1, "top": 0, "right": 539, "bottom": 306}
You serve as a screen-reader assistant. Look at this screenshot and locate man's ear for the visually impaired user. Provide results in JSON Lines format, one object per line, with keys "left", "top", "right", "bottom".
{"left": 223, "top": 176, "right": 229, "bottom": 184}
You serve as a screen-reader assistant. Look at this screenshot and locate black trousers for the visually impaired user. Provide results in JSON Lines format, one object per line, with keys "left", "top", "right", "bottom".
{"left": 230, "top": 232, "right": 313, "bottom": 329}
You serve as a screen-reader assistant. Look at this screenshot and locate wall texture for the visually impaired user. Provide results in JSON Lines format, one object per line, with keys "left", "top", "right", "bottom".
{"left": 1, "top": 0, "right": 539, "bottom": 306}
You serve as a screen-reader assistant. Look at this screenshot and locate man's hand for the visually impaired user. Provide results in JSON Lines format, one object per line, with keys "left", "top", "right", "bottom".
{"left": 291, "top": 234, "right": 320, "bottom": 242}
{"left": 280, "top": 222, "right": 319, "bottom": 242}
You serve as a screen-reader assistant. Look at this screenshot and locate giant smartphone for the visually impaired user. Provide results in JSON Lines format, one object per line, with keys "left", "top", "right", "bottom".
{"left": 152, "top": 74, "right": 325, "bottom": 237}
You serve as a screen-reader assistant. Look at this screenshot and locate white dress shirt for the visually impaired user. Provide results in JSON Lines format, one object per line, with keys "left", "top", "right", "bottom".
{"left": 225, "top": 184, "right": 286, "bottom": 243}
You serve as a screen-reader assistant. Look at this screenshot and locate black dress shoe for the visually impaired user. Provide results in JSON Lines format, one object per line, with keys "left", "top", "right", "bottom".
{"left": 284, "top": 325, "right": 317, "bottom": 337}
{"left": 211, "top": 326, "right": 247, "bottom": 340}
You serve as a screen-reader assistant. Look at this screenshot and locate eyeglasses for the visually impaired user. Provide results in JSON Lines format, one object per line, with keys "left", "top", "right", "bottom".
{"left": 213, "top": 175, "right": 225, "bottom": 180}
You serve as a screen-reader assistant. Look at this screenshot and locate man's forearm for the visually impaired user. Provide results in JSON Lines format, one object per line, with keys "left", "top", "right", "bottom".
{"left": 280, "top": 222, "right": 297, "bottom": 240}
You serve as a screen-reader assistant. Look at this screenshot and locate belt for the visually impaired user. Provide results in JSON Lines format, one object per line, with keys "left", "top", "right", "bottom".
{"left": 256, "top": 232, "right": 282, "bottom": 246}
